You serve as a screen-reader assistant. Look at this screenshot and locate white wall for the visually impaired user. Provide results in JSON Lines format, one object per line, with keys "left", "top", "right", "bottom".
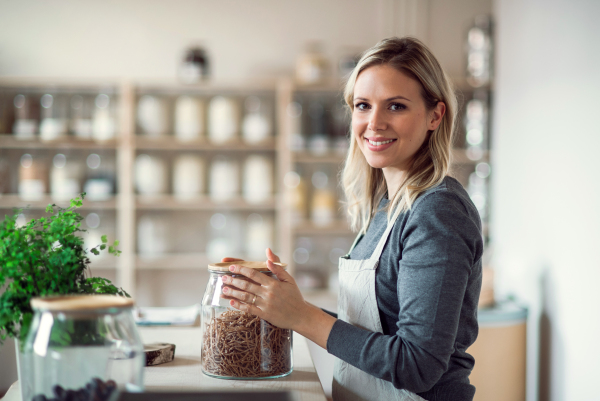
{"left": 492, "top": 1, "right": 600, "bottom": 400}
{"left": 0, "top": 0, "right": 490, "bottom": 82}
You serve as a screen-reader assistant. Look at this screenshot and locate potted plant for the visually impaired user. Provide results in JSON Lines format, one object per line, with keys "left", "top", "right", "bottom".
{"left": 0, "top": 193, "right": 129, "bottom": 391}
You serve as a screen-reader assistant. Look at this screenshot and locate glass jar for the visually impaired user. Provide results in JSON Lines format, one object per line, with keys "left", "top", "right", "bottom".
{"left": 201, "top": 261, "right": 293, "bottom": 380}
{"left": 19, "top": 295, "right": 145, "bottom": 401}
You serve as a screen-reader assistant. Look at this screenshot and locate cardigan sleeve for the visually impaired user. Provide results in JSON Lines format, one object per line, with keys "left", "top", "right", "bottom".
{"left": 326, "top": 190, "right": 482, "bottom": 394}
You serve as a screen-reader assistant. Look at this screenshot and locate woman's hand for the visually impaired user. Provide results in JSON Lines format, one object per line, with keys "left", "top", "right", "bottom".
{"left": 222, "top": 248, "right": 306, "bottom": 330}
{"left": 221, "top": 248, "right": 337, "bottom": 348}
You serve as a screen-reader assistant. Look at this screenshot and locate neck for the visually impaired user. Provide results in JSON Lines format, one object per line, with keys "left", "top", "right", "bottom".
{"left": 382, "top": 167, "right": 407, "bottom": 199}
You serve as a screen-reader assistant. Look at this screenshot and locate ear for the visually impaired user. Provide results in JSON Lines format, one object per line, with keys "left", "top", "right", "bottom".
{"left": 428, "top": 102, "right": 446, "bottom": 131}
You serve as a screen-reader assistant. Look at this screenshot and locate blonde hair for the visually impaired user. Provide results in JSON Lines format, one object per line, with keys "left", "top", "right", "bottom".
{"left": 341, "top": 37, "right": 457, "bottom": 233}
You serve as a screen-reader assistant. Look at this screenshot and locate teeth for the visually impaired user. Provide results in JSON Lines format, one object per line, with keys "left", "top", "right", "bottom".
{"left": 367, "top": 138, "right": 395, "bottom": 146}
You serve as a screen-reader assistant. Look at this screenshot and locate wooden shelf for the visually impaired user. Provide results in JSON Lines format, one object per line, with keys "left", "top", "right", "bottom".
{"left": 135, "top": 136, "right": 276, "bottom": 151}
{"left": 293, "top": 220, "right": 353, "bottom": 236}
{"left": 0, "top": 194, "right": 118, "bottom": 210}
{"left": 292, "top": 151, "right": 346, "bottom": 164}
{"left": 136, "top": 195, "right": 276, "bottom": 211}
{"left": 0, "top": 135, "right": 118, "bottom": 150}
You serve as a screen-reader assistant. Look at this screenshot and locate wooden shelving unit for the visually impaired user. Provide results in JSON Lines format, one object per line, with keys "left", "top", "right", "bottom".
{"left": 0, "top": 76, "right": 492, "bottom": 302}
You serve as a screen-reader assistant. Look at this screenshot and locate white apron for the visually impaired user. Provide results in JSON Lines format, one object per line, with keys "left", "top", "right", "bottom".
{"left": 332, "top": 209, "right": 426, "bottom": 401}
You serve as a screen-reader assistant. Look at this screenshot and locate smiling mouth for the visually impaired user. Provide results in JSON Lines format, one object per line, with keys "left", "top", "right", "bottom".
{"left": 366, "top": 138, "right": 397, "bottom": 146}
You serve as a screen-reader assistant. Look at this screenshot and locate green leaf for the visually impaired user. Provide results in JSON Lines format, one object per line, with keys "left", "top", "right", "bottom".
{"left": 0, "top": 193, "right": 127, "bottom": 344}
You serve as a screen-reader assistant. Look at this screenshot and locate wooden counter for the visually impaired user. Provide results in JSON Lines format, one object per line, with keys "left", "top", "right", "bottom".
{"left": 2, "top": 326, "right": 327, "bottom": 401}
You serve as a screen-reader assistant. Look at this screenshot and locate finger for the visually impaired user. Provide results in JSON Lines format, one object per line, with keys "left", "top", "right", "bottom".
{"left": 266, "top": 248, "right": 281, "bottom": 263}
{"left": 229, "top": 298, "right": 263, "bottom": 317}
{"left": 228, "top": 264, "right": 271, "bottom": 286}
{"left": 221, "top": 286, "right": 259, "bottom": 305}
{"left": 267, "top": 259, "right": 294, "bottom": 283}
{"left": 221, "top": 257, "right": 244, "bottom": 263}
{"left": 221, "top": 275, "right": 264, "bottom": 295}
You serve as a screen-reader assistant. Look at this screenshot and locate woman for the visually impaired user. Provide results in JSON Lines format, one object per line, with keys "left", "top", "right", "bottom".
{"left": 222, "top": 37, "right": 483, "bottom": 401}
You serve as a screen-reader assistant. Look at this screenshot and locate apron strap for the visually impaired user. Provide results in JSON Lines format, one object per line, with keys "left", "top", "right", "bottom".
{"left": 369, "top": 205, "right": 403, "bottom": 262}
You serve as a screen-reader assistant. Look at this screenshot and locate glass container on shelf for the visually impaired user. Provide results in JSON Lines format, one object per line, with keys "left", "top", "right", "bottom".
{"left": 174, "top": 96, "right": 205, "bottom": 142}
{"left": 283, "top": 170, "right": 307, "bottom": 225}
{"left": 92, "top": 93, "right": 117, "bottom": 141}
{"left": 178, "top": 45, "right": 209, "bottom": 84}
{"left": 70, "top": 94, "right": 94, "bottom": 139}
{"left": 137, "top": 213, "right": 170, "bottom": 256}
{"left": 242, "top": 154, "right": 272, "bottom": 204}
{"left": 245, "top": 213, "right": 274, "bottom": 261}
{"left": 137, "top": 95, "right": 169, "bottom": 138}
{"left": 296, "top": 41, "right": 329, "bottom": 85}
{"left": 466, "top": 15, "right": 493, "bottom": 88}
{"left": 135, "top": 154, "right": 168, "bottom": 195}
{"left": 331, "top": 100, "right": 350, "bottom": 155}
{"left": 464, "top": 91, "right": 490, "bottom": 161}
{"left": 39, "top": 92, "right": 69, "bottom": 141}
{"left": 287, "top": 99, "right": 305, "bottom": 151}
{"left": 50, "top": 153, "right": 83, "bottom": 201}
{"left": 18, "top": 152, "right": 46, "bottom": 201}
{"left": 310, "top": 169, "right": 336, "bottom": 227}
{"left": 208, "top": 96, "right": 239, "bottom": 144}
{"left": 173, "top": 154, "right": 205, "bottom": 200}
{"left": 307, "top": 99, "right": 329, "bottom": 156}
{"left": 12, "top": 93, "right": 39, "bottom": 138}
{"left": 19, "top": 295, "right": 144, "bottom": 401}
{"left": 201, "top": 261, "right": 292, "bottom": 379}
{"left": 209, "top": 156, "right": 239, "bottom": 201}
{"left": 84, "top": 152, "right": 116, "bottom": 201}
{"left": 84, "top": 212, "right": 110, "bottom": 262}
{"left": 205, "top": 212, "right": 243, "bottom": 262}
{"left": 241, "top": 95, "right": 272, "bottom": 144}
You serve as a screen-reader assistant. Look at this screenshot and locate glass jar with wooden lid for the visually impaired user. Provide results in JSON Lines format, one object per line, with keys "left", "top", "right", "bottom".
{"left": 19, "top": 295, "right": 145, "bottom": 401}
{"left": 201, "top": 261, "right": 293, "bottom": 380}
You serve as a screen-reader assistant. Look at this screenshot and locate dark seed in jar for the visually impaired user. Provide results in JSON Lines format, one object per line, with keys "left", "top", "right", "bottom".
{"left": 31, "top": 377, "right": 117, "bottom": 401}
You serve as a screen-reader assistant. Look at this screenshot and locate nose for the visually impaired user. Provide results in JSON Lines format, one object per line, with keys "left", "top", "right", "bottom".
{"left": 367, "top": 108, "right": 386, "bottom": 132}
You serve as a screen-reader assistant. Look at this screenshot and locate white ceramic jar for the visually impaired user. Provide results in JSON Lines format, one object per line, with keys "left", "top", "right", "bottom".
{"left": 135, "top": 154, "right": 168, "bottom": 195}
{"left": 242, "top": 155, "right": 273, "bottom": 204}
{"left": 174, "top": 96, "right": 205, "bottom": 142}
{"left": 137, "top": 95, "right": 169, "bottom": 137}
{"left": 209, "top": 156, "right": 238, "bottom": 201}
{"left": 173, "top": 154, "right": 205, "bottom": 200}
{"left": 208, "top": 96, "right": 239, "bottom": 144}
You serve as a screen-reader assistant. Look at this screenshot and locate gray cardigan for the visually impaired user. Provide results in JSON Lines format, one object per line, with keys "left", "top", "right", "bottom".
{"left": 325, "top": 177, "right": 483, "bottom": 401}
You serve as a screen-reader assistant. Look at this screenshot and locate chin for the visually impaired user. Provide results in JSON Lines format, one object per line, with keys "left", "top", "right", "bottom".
{"left": 363, "top": 155, "right": 390, "bottom": 170}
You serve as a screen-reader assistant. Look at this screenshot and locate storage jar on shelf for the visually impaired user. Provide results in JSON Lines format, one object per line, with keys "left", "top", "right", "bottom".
{"left": 18, "top": 295, "right": 144, "bottom": 401}
{"left": 201, "top": 261, "right": 293, "bottom": 380}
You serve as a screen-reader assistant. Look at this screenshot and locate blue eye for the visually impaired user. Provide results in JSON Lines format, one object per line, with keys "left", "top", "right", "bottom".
{"left": 355, "top": 102, "right": 370, "bottom": 110}
{"left": 390, "top": 103, "right": 406, "bottom": 111}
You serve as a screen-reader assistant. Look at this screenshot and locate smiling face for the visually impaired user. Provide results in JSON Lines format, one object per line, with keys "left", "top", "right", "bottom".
{"left": 352, "top": 64, "right": 444, "bottom": 190}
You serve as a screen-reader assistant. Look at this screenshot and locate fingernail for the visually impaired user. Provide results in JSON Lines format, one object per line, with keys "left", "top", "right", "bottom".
{"left": 222, "top": 276, "right": 228, "bottom": 282}
{"left": 222, "top": 287, "right": 229, "bottom": 293}
{"left": 229, "top": 265, "right": 235, "bottom": 272}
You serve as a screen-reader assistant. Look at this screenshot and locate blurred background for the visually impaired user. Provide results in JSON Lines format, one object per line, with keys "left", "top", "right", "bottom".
{"left": 0, "top": 1, "right": 598, "bottom": 400}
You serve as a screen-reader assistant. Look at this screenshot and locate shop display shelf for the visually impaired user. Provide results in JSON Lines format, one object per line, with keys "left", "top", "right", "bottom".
{"left": 0, "top": 194, "right": 118, "bottom": 210}
{"left": 0, "top": 135, "right": 118, "bottom": 150}
{"left": 135, "top": 136, "right": 276, "bottom": 151}
{"left": 135, "top": 195, "right": 277, "bottom": 211}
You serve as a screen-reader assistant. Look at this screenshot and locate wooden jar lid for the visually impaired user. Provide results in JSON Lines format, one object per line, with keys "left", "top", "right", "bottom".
{"left": 31, "top": 295, "right": 134, "bottom": 311}
{"left": 208, "top": 261, "right": 287, "bottom": 272}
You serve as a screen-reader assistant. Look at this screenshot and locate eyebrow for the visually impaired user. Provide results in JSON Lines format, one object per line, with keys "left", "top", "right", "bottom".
{"left": 354, "top": 96, "right": 412, "bottom": 102}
